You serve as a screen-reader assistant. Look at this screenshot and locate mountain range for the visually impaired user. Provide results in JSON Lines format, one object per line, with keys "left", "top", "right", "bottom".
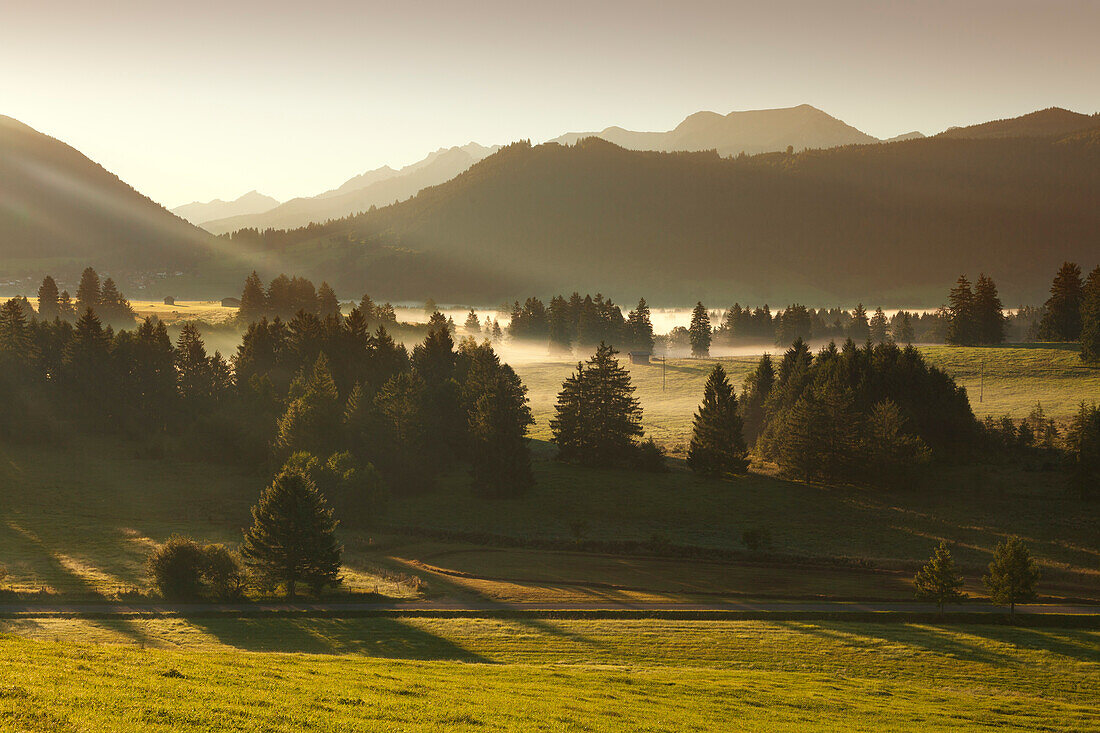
{"left": 3, "top": 106, "right": 1098, "bottom": 304}
{"left": 172, "top": 191, "right": 280, "bottom": 226}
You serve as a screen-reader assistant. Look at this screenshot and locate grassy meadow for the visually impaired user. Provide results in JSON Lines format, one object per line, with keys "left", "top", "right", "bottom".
{"left": 0, "top": 617, "right": 1097, "bottom": 731}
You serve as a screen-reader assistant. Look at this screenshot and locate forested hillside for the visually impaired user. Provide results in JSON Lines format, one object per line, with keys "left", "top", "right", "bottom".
{"left": 231, "top": 118, "right": 1100, "bottom": 305}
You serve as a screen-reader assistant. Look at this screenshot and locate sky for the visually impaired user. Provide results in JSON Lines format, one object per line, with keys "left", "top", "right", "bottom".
{"left": 3, "top": 0, "right": 1098, "bottom": 208}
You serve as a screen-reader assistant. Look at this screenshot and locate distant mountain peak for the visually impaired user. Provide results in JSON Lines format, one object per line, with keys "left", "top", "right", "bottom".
{"left": 171, "top": 190, "right": 280, "bottom": 225}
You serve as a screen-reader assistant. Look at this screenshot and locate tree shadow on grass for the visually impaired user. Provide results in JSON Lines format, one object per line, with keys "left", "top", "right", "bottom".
{"left": 184, "top": 616, "right": 490, "bottom": 662}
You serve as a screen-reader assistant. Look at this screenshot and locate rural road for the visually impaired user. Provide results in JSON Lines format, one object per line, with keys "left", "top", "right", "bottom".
{"left": 1, "top": 600, "right": 1097, "bottom": 618}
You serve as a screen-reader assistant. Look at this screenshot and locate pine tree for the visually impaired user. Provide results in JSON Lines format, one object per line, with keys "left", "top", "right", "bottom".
{"left": 274, "top": 354, "right": 342, "bottom": 457}
{"left": 37, "top": 276, "right": 60, "bottom": 321}
{"left": 547, "top": 295, "right": 573, "bottom": 354}
{"left": 688, "top": 302, "right": 711, "bottom": 357}
{"left": 76, "top": 267, "right": 101, "bottom": 311}
{"left": 625, "top": 298, "right": 655, "bottom": 353}
{"left": 551, "top": 343, "right": 643, "bottom": 465}
{"left": 240, "top": 467, "right": 342, "bottom": 599}
{"left": 317, "top": 282, "right": 341, "bottom": 319}
{"left": 175, "top": 323, "right": 215, "bottom": 405}
{"left": 946, "top": 275, "right": 977, "bottom": 345}
{"left": 847, "top": 304, "right": 870, "bottom": 342}
{"left": 372, "top": 371, "right": 434, "bottom": 492}
{"left": 864, "top": 400, "right": 931, "bottom": 489}
{"left": 97, "top": 277, "right": 135, "bottom": 326}
{"left": 973, "top": 274, "right": 1006, "bottom": 345}
{"left": 914, "top": 542, "right": 966, "bottom": 614}
{"left": 893, "top": 312, "right": 915, "bottom": 344}
{"left": 869, "top": 307, "right": 889, "bottom": 344}
{"left": 688, "top": 364, "right": 749, "bottom": 476}
{"left": 464, "top": 309, "right": 481, "bottom": 335}
{"left": 491, "top": 320, "right": 503, "bottom": 343}
{"left": 983, "top": 536, "right": 1040, "bottom": 616}
{"left": 1066, "top": 403, "right": 1100, "bottom": 500}
{"left": 467, "top": 356, "right": 535, "bottom": 497}
{"left": 58, "top": 290, "right": 77, "bottom": 320}
{"left": 238, "top": 271, "right": 268, "bottom": 322}
{"left": 739, "top": 353, "right": 775, "bottom": 444}
{"left": 1080, "top": 265, "right": 1100, "bottom": 364}
{"left": 1038, "top": 262, "right": 1084, "bottom": 341}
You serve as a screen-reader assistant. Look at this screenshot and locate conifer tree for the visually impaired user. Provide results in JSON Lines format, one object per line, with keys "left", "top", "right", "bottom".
{"left": 625, "top": 298, "right": 655, "bottom": 353}
{"left": 547, "top": 295, "right": 573, "bottom": 353}
{"left": 1066, "top": 403, "right": 1100, "bottom": 500}
{"left": 37, "top": 276, "right": 60, "bottom": 321}
{"left": 238, "top": 271, "right": 268, "bottom": 322}
{"left": 372, "top": 371, "right": 434, "bottom": 492}
{"left": 467, "top": 357, "right": 535, "bottom": 496}
{"left": 274, "top": 354, "right": 342, "bottom": 457}
{"left": 688, "top": 364, "right": 748, "bottom": 476}
{"left": 464, "top": 309, "right": 481, "bottom": 335}
{"left": 317, "top": 282, "right": 341, "bottom": 319}
{"left": 893, "top": 312, "right": 915, "bottom": 344}
{"left": 983, "top": 536, "right": 1040, "bottom": 616}
{"left": 551, "top": 343, "right": 643, "bottom": 465}
{"left": 76, "top": 267, "right": 101, "bottom": 311}
{"left": 973, "top": 273, "right": 1006, "bottom": 345}
{"left": 914, "top": 542, "right": 966, "bottom": 614}
{"left": 688, "top": 302, "right": 711, "bottom": 357}
{"left": 864, "top": 399, "right": 931, "bottom": 488}
{"left": 1037, "top": 262, "right": 1084, "bottom": 341}
{"left": 240, "top": 467, "right": 342, "bottom": 599}
{"left": 58, "top": 290, "right": 76, "bottom": 320}
{"left": 1079, "top": 265, "right": 1100, "bottom": 364}
{"left": 175, "top": 323, "right": 215, "bottom": 404}
{"left": 946, "top": 275, "right": 976, "bottom": 345}
{"left": 739, "top": 353, "right": 775, "bottom": 444}
{"left": 847, "top": 303, "right": 870, "bottom": 342}
{"left": 869, "top": 307, "right": 889, "bottom": 344}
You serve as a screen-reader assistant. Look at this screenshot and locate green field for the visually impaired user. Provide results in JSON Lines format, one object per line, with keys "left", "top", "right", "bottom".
{"left": 1, "top": 617, "right": 1097, "bottom": 731}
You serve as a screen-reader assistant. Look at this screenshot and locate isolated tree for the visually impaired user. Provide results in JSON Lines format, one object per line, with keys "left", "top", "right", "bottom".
{"left": 238, "top": 270, "right": 268, "bottom": 322}
{"left": 491, "top": 320, "right": 503, "bottom": 343}
{"left": 36, "top": 276, "right": 60, "bottom": 321}
{"left": 689, "top": 302, "right": 712, "bottom": 357}
{"left": 464, "top": 309, "right": 481, "bottom": 335}
{"left": 946, "top": 276, "right": 976, "bottom": 345}
{"left": 847, "top": 304, "right": 870, "bottom": 342}
{"left": 75, "top": 267, "right": 101, "bottom": 311}
{"left": 551, "top": 342, "right": 643, "bottom": 465}
{"left": 240, "top": 467, "right": 342, "bottom": 599}
{"left": 973, "top": 274, "right": 1005, "bottom": 345}
{"left": 317, "top": 282, "right": 341, "bottom": 319}
{"left": 1080, "top": 265, "right": 1100, "bottom": 364}
{"left": 687, "top": 364, "right": 748, "bottom": 476}
{"left": 1037, "top": 262, "right": 1084, "bottom": 341}
{"left": 914, "top": 542, "right": 967, "bottom": 614}
{"left": 625, "top": 298, "right": 655, "bottom": 353}
{"left": 983, "top": 536, "right": 1040, "bottom": 616}
{"left": 869, "top": 307, "right": 889, "bottom": 344}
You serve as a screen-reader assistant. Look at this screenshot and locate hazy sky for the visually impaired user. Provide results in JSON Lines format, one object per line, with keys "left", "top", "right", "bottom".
{"left": 3, "top": 0, "right": 1098, "bottom": 208}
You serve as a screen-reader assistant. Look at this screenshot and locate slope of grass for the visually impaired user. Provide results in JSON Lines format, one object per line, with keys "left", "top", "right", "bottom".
{"left": 0, "top": 617, "right": 1096, "bottom": 731}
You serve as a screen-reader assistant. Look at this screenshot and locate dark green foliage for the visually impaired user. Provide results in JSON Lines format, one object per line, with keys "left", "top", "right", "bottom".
{"left": 946, "top": 276, "right": 977, "bottom": 345}
{"left": 914, "top": 542, "right": 966, "bottom": 613}
{"left": 632, "top": 438, "right": 667, "bottom": 473}
{"left": 507, "top": 297, "right": 549, "bottom": 341}
{"left": 238, "top": 271, "right": 267, "bottom": 323}
{"left": 369, "top": 371, "right": 435, "bottom": 493}
{"left": 1066, "top": 403, "right": 1100, "bottom": 500}
{"left": 688, "top": 302, "right": 711, "bottom": 357}
{"left": 36, "top": 276, "right": 60, "bottom": 321}
{"left": 625, "top": 298, "right": 655, "bottom": 353}
{"left": 547, "top": 295, "right": 573, "bottom": 354}
{"left": 755, "top": 339, "right": 975, "bottom": 484}
{"left": 1080, "top": 265, "right": 1100, "bottom": 363}
{"left": 775, "top": 304, "right": 813, "bottom": 345}
{"left": 1037, "top": 262, "right": 1084, "bottom": 341}
{"left": 869, "top": 307, "right": 888, "bottom": 344}
{"left": 317, "top": 282, "right": 340, "bottom": 319}
{"left": 847, "top": 303, "right": 870, "bottom": 342}
{"left": 892, "top": 312, "right": 915, "bottom": 344}
{"left": 281, "top": 451, "right": 387, "bottom": 524}
{"left": 688, "top": 364, "right": 748, "bottom": 476}
{"left": 146, "top": 536, "right": 208, "bottom": 600}
{"left": 463, "top": 309, "right": 481, "bottom": 335}
{"left": 973, "top": 274, "right": 1006, "bottom": 345}
{"left": 983, "top": 537, "right": 1040, "bottom": 615}
{"left": 739, "top": 353, "right": 774, "bottom": 444}
{"left": 464, "top": 342, "right": 535, "bottom": 497}
{"left": 241, "top": 467, "right": 342, "bottom": 599}
{"left": 274, "top": 355, "right": 342, "bottom": 458}
{"left": 551, "top": 343, "right": 643, "bottom": 466}
{"left": 75, "top": 267, "right": 100, "bottom": 311}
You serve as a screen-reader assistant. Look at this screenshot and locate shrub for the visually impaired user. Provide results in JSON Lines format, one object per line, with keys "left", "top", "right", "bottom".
{"left": 147, "top": 536, "right": 208, "bottom": 600}
{"left": 632, "top": 438, "right": 668, "bottom": 473}
{"left": 201, "top": 544, "right": 245, "bottom": 601}
{"left": 742, "top": 527, "right": 772, "bottom": 552}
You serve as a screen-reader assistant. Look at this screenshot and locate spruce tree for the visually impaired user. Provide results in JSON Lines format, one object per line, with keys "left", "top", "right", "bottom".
{"left": 688, "top": 364, "right": 748, "bottom": 476}
{"left": 468, "top": 359, "right": 535, "bottom": 497}
{"left": 869, "top": 307, "right": 889, "bottom": 344}
{"left": 1037, "top": 262, "right": 1084, "bottom": 341}
{"left": 547, "top": 295, "right": 573, "bottom": 354}
{"left": 464, "top": 309, "right": 481, "bottom": 335}
{"left": 240, "top": 467, "right": 342, "bottom": 599}
{"left": 551, "top": 343, "right": 643, "bottom": 465}
{"left": 274, "top": 354, "right": 342, "bottom": 457}
{"left": 864, "top": 399, "right": 931, "bottom": 489}
{"left": 983, "top": 536, "right": 1040, "bottom": 616}
{"left": 58, "top": 290, "right": 77, "bottom": 320}
{"left": 175, "top": 323, "right": 215, "bottom": 404}
{"left": 238, "top": 271, "right": 268, "bottom": 322}
{"left": 688, "top": 302, "right": 711, "bottom": 357}
{"left": 317, "top": 282, "right": 341, "bottom": 319}
{"left": 914, "top": 542, "right": 966, "bottom": 614}
{"left": 626, "top": 298, "right": 655, "bottom": 353}
{"left": 1066, "top": 403, "right": 1100, "bottom": 500}
{"left": 846, "top": 304, "right": 870, "bottom": 342}
{"left": 893, "top": 312, "right": 915, "bottom": 344}
{"left": 973, "top": 274, "right": 1006, "bottom": 345}
{"left": 946, "top": 275, "right": 976, "bottom": 345}
{"left": 739, "top": 353, "right": 775, "bottom": 444}
{"left": 37, "top": 276, "right": 60, "bottom": 321}
{"left": 76, "top": 267, "right": 101, "bottom": 311}
{"left": 1079, "top": 265, "right": 1100, "bottom": 364}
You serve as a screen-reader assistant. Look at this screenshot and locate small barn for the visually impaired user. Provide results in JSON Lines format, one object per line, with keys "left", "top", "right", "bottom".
{"left": 628, "top": 351, "right": 651, "bottom": 365}
{"left": 221, "top": 297, "right": 241, "bottom": 308}
{"left": 163, "top": 296, "right": 175, "bottom": 305}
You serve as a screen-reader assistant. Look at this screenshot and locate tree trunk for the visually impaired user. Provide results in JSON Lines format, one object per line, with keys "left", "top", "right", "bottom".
{"left": 286, "top": 578, "right": 296, "bottom": 601}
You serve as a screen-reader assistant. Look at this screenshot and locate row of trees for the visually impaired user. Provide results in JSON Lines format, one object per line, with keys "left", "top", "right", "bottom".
{"left": 507, "top": 293, "right": 656, "bottom": 354}
{"left": 238, "top": 271, "right": 341, "bottom": 322}
{"left": 945, "top": 274, "right": 1006, "bottom": 346}
{"left": 914, "top": 538, "right": 1040, "bottom": 616}
{"left": 33, "top": 268, "right": 136, "bottom": 328}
